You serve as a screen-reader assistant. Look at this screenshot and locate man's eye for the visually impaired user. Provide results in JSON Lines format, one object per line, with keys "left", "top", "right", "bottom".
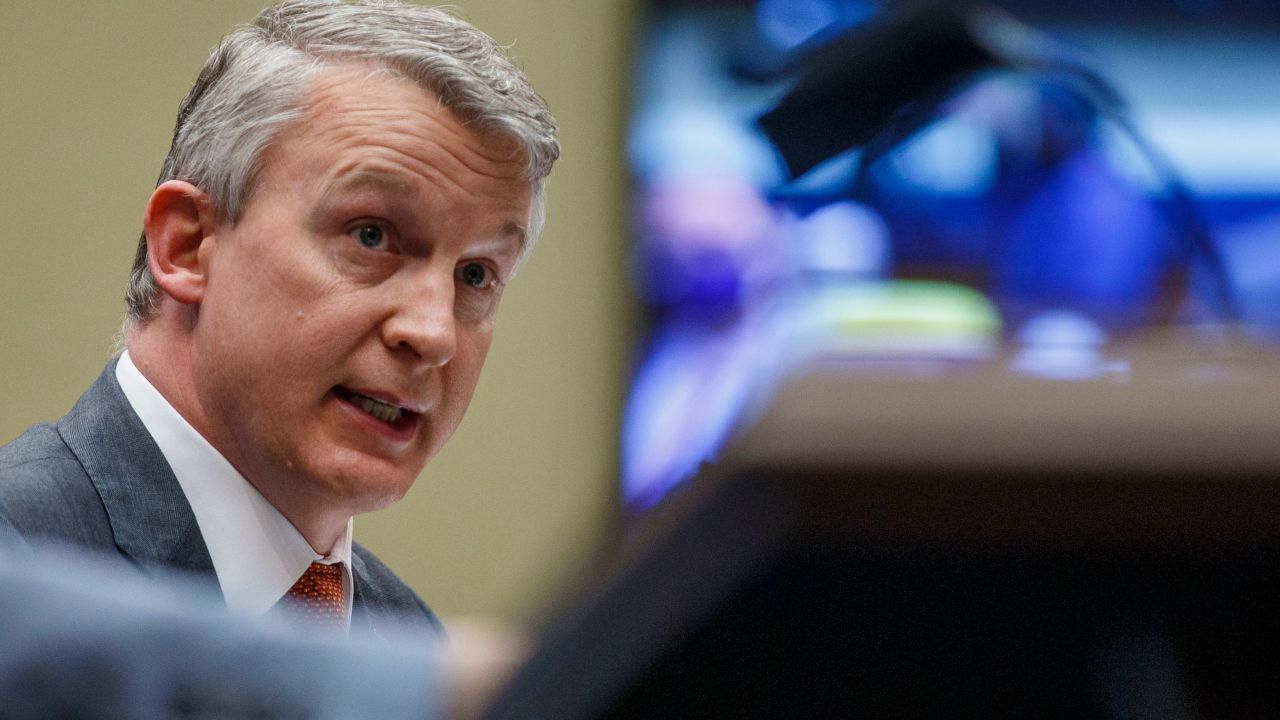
{"left": 458, "top": 262, "right": 490, "bottom": 289}
{"left": 355, "top": 224, "right": 386, "bottom": 249}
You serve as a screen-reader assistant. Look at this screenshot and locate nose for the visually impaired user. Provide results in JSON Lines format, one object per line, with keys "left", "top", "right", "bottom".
{"left": 380, "top": 269, "right": 457, "bottom": 367}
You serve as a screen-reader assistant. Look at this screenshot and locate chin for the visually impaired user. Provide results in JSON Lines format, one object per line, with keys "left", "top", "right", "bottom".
{"left": 303, "top": 457, "right": 421, "bottom": 516}
{"left": 333, "top": 476, "right": 416, "bottom": 514}
{"left": 353, "top": 474, "right": 416, "bottom": 509}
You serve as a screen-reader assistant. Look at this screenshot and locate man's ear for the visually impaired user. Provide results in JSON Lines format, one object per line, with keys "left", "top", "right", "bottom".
{"left": 143, "top": 180, "right": 217, "bottom": 306}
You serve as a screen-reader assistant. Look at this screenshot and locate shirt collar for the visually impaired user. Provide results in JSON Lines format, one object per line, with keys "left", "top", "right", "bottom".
{"left": 116, "top": 351, "right": 354, "bottom": 625}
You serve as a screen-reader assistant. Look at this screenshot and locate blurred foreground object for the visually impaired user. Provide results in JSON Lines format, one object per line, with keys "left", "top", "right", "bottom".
{"left": 446, "top": 617, "right": 533, "bottom": 720}
{"left": 0, "top": 540, "right": 439, "bottom": 719}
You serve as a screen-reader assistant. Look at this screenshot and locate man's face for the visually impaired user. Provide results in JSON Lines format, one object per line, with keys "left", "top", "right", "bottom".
{"left": 188, "top": 66, "right": 532, "bottom": 524}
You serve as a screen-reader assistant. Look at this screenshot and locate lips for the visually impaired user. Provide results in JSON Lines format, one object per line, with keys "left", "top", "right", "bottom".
{"left": 333, "top": 386, "right": 419, "bottom": 431}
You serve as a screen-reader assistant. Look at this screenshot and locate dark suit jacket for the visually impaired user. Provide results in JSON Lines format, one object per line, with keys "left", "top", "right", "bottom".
{"left": 0, "top": 360, "right": 441, "bottom": 640}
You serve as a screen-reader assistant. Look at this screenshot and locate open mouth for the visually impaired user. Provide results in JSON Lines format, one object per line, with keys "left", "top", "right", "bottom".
{"left": 334, "top": 386, "right": 418, "bottom": 430}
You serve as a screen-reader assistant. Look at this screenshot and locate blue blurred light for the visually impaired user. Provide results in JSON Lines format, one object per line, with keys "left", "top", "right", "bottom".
{"left": 997, "top": 148, "right": 1168, "bottom": 326}
{"left": 786, "top": 147, "right": 862, "bottom": 194}
{"left": 886, "top": 118, "right": 998, "bottom": 196}
{"left": 1219, "top": 209, "right": 1280, "bottom": 330}
{"left": 756, "top": 0, "right": 879, "bottom": 50}
{"left": 629, "top": 105, "right": 784, "bottom": 186}
{"left": 1016, "top": 309, "right": 1108, "bottom": 347}
{"left": 791, "top": 201, "right": 889, "bottom": 276}
{"left": 756, "top": 0, "right": 836, "bottom": 48}
{"left": 1010, "top": 310, "right": 1129, "bottom": 381}
{"left": 632, "top": 176, "right": 779, "bottom": 314}
{"left": 623, "top": 0, "right": 1280, "bottom": 513}
{"left": 622, "top": 316, "right": 786, "bottom": 510}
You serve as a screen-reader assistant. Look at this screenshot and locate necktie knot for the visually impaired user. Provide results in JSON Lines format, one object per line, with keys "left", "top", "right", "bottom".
{"left": 274, "top": 561, "right": 346, "bottom": 632}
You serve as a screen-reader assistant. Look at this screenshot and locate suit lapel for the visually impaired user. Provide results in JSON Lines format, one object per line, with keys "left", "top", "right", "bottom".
{"left": 350, "top": 552, "right": 382, "bottom": 636}
{"left": 57, "top": 360, "right": 215, "bottom": 575}
{"left": 350, "top": 549, "right": 444, "bottom": 641}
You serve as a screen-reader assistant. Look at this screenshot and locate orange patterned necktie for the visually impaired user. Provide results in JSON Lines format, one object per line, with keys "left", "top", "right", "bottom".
{"left": 274, "top": 561, "right": 346, "bottom": 632}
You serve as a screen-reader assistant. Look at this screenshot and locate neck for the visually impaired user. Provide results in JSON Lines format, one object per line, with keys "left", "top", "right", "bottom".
{"left": 272, "top": 499, "right": 352, "bottom": 556}
{"left": 127, "top": 314, "right": 205, "bottom": 438}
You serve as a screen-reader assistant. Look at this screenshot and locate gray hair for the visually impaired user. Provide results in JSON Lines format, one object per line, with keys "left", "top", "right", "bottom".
{"left": 123, "top": 0, "right": 559, "bottom": 325}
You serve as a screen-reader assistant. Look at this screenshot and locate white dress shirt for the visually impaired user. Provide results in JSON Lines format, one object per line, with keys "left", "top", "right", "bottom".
{"left": 115, "top": 352, "right": 353, "bottom": 628}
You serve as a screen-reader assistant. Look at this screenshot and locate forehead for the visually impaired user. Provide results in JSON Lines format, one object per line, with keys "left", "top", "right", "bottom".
{"left": 297, "top": 63, "right": 525, "bottom": 162}
{"left": 255, "top": 63, "right": 531, "bottom": 235}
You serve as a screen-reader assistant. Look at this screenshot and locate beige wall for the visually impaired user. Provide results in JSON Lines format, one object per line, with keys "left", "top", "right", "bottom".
{"left": 0, "top": 0, "right": 633, "bottom": 625}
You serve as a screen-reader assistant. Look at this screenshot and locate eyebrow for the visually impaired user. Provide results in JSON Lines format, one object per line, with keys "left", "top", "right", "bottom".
{"left": 499, "top": 220, "right": 529, "bottom": 257}
{"left": 316, "top": 170, "right": 418, "bottom": 209}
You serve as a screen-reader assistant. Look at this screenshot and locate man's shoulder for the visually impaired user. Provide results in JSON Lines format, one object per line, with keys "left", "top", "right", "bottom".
{"left": 0, "top": 421, "right": 92, "bottom": 501}
{"left": 0, "top": 421, "right": 114, "bottom": 547}
{"left": 1, "top": 421, "right": 75, "bottom": 467}
{"left": 352, "top": 542, "right": 445, "bottom": 637}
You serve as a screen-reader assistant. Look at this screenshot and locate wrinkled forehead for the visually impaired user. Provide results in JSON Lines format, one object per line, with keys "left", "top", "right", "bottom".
{"left": 292, "top": 61, "right": 531, "bottom": 173}
{"left": 246, "top": 65, "right": 531, "bottom": 241}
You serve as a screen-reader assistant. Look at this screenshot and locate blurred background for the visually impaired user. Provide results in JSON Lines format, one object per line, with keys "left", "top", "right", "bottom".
{"left": 622, "top": 0, "right": 1280, "bottom": 512}
{"left": 2, "top": 0, "right": 1278, "bottom": 629}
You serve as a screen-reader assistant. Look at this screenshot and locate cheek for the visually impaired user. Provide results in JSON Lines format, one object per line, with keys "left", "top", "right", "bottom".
{"left": 276, "top": 304, "right": 370, "bottom": 378}
{"left": 452, "top": 336, "right": 495, "bottom": 402}
{"left": 200, "top": 289, "right": 351, "bottom": 402}
{"left": 222, "top": 253, "right": 361, "bottom": 354}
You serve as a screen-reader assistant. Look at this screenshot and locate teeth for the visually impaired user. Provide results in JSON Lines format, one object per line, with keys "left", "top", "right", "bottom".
{"left": 352, "top": 394, "right": 403, "bottom": 424}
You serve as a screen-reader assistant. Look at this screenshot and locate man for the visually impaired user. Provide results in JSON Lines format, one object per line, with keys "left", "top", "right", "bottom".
{"left": 0, "top": 0, "right": 559, "bottom": 637}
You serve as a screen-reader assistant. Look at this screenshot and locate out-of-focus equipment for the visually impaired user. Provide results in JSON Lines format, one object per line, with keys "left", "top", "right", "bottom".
{"left": 621, "top": 0, "right": 1278, "bottom": 511}
{"left": 497, "top": 1, "right": 1280, "bottom": 716}
{"left": 488, "top": 333, "right": 1280, "bottom": 719}
{"left": 758, "top": 0, "right": 1236, "bottom": 322}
